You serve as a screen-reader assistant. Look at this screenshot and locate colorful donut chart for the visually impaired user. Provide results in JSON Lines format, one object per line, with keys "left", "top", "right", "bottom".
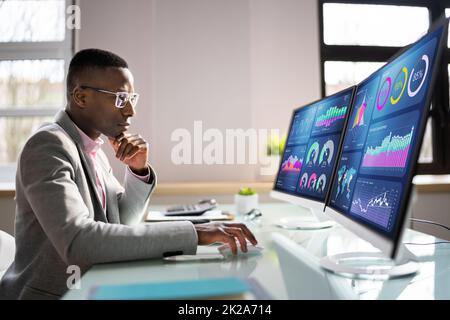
{"left": 408, "top": 54, "right": 429, "bottom": 98}
{"left": 376, "top": 76, "right": 392, "bottom": 111}
{"left": 390, "top": 67, "right": 408, "bottom": 105}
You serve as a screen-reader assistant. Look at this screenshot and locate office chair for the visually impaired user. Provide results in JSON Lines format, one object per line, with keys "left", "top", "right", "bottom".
{"left": 0, "top": 230, "right": 15, "bottom": 279}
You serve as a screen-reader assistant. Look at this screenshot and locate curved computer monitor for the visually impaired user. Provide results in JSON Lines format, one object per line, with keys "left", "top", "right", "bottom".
{"left": 324, "top": 16, "right": 448, "bottom": 272}
{"left": 271, "top": 86, "right": 356, "bottom": 228}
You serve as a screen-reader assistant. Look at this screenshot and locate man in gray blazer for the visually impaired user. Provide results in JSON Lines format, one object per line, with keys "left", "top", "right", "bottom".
{"left": 0, "top": 49, "right": 257, "bottom": 300}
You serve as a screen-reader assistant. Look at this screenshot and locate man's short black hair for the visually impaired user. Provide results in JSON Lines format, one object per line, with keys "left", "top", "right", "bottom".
{"left": 67, "top": 48, "right": 128, "bottom": 97}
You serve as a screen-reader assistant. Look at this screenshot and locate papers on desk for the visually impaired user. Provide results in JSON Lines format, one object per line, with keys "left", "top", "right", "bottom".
{"left": 88, "top": 277, "right": 272, "bottom": 300}
{"left": 145, "top": 209, "right": 234, "bottom": 222}
{"left": 89, "top": 277, "right": 249, "bottom": 300}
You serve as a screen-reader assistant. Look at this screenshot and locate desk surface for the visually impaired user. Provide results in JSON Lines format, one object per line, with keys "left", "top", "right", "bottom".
{"left": 63, "top": 203, "right": 450, "bottom": 300}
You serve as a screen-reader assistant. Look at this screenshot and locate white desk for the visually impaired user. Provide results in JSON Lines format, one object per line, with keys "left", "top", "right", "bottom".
{"left": 63, "top": 203, "right": 450, "bottom": 300}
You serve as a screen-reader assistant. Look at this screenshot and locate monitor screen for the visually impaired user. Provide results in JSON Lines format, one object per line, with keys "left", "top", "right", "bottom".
{"left": 328, "top": 20, "right": 447, "bottom": 241}
{"left": 274, "top": 87, "right": 355, "bottom": 203}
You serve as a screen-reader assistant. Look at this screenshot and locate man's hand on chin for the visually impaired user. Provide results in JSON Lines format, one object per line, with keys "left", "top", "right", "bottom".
{"left": 108, "top": 132, "right": 149, "bottom": 175}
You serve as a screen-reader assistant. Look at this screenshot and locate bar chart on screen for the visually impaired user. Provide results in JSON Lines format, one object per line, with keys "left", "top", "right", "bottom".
{"left": 360, "top": 110, "right": 418, "bottom": 177}
{"left": 312, "top": 104, "right": 348, "bottom": 135}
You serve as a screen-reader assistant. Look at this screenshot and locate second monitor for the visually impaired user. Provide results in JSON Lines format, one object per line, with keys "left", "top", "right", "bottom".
{"left": 271, "top": 86, "right": 355, "bottom": 229}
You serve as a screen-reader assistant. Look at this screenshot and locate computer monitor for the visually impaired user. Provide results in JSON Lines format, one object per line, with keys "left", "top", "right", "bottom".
{"left": 323, "top": 16, "right": 449, "bottom": 278}
{"left": 271, "top": 86, "right": 356, "bottom": 229}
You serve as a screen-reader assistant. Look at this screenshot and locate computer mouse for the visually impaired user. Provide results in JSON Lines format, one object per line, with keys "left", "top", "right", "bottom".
{"left": 218, "top": 243, "right": 264, "bottom": 258}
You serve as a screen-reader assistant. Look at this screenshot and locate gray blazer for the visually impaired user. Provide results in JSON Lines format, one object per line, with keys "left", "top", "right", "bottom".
{"left": 0, "top": 110, "right": 198, "bottom": 300}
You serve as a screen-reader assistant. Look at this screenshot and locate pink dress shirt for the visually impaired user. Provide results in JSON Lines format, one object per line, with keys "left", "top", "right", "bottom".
{"left": 74, "top": 126, "right": 149, "bottom": 211}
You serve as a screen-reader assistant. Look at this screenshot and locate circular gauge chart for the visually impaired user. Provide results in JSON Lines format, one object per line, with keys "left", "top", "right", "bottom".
{"left": 319, "top": 140, "right": 335, "bottom": 166}
{"left": 390, "top": 66, "right": 408, "bottom": 105}
{"left": 306, "top": 142, "right": 320, "bottom": 166}
{"left": 299, "top": 173, "right": 308, "bottom": 189}
{"left": 408, "top": 54, "right": 429, "bottom": 98}
{"left": 307, "top": 173, "right": 318, "bottom": 190}
{"left": 316, "top": 174, "right": 327, "bottom": 193}
{"left": 376, "top": 76, "right": 392, "bottom": 111}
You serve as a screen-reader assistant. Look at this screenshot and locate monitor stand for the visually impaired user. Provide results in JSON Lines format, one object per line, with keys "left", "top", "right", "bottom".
{"left": 320, "top": 185, "right": 420, "bottom": 279}
{"left": 276, "top": 206, "right": 336, "bottom": 230}
{"left": 319, "top": 244, "right": 419, "bottom": 279}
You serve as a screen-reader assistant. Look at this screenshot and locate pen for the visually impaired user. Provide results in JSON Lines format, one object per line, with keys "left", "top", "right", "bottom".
{"left": 191, "top": 219, "right": 211, "bottom": 224}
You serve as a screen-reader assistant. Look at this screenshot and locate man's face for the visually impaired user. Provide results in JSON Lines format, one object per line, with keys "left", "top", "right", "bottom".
{"left": 75, "top": 67, "right": 136, "bottom": 139}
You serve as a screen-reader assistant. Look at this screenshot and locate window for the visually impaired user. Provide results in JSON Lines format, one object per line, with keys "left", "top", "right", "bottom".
{"left": 0, "top": 0, "right": 73, "bottom": 181}
{"left": 324, "top": 61, "right": 384, "bottom": 96}
{"left": 319, "top": 0, "right": 450, "bottom": 174}
{"left": 323, "top": 3, "right": 429, "bottom": 47}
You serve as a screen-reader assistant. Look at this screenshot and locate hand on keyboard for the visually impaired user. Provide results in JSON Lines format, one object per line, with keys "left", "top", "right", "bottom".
{"left": 218, "top": 243, "right": 264, "bottom": 258}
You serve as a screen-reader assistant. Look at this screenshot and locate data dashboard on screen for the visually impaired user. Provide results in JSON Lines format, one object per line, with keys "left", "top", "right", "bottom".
{"left": 329, "top": 24, "right": 446, "bottom": 238}
{"left": 274, "top": 87, "right": 354, "bottom": 202}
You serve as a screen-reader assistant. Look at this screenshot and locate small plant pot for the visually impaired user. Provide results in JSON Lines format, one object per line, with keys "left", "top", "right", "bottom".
{"left": 234, "top": 193, "right": 259, "bottom": 216}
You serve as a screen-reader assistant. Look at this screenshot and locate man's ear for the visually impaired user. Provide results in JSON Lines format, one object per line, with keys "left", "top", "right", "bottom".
{"left": 72, "top": 86, "right": 88, "bottom": 109}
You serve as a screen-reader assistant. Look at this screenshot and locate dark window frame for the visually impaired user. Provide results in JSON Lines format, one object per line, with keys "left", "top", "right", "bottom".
{"left": 318, "top": 0, "right": 450, "bottom": 174}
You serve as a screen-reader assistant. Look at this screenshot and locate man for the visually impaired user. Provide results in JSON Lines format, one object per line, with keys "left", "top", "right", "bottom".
{"left": 0, "top": 49, "right": 257, "bottom": 300}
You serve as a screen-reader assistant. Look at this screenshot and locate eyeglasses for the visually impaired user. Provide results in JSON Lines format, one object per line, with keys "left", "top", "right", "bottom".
{"left": 79, "top": 85, "right": 140, "bottom": 109}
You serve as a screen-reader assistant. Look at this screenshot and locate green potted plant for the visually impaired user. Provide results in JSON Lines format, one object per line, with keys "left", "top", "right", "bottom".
{"left": 234, "top": 187, "right": 259, "bottom": 215}
{"left": 259, "top": 132, "right": 286, "bottom": 180}
{"left": 266, "top": 133, "right": 286, "bottom": 157}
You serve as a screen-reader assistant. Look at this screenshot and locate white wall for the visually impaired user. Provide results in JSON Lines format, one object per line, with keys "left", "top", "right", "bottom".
{"left": 78, "top": 0, "right": 321, "bottom": 182}
{"left": 250, "top": 0, "right": 321, "bottom": 180}
{"left": 77, "top": 0, "right": 154, "bottom": 180}
{"left": 150, "top": 0, "right": 253, "bottom": 182}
